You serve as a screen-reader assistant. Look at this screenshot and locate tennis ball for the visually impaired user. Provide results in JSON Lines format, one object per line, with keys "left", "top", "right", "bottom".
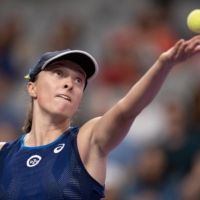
{"left": 187, "top": 9, "right": 200, "bottom": 33}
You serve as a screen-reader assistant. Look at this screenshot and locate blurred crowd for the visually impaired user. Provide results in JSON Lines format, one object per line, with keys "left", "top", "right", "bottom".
{"left": 0, "top": 0, "right": 200, "bottom": 199}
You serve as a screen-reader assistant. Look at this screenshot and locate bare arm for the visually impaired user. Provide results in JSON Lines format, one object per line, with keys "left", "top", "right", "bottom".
{"left": 0, "top": 142, "right": 6, "bottom": 150}
{"left": 83, "top": 36, "right": 200, "bottom": 155}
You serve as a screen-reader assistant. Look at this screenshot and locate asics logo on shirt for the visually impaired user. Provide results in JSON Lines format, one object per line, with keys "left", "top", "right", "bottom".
{"left": 54, "top": 144, "right": 65, "bottom": 153}
{"left": 27, "top": 155, "right": 42, "bottom": 167}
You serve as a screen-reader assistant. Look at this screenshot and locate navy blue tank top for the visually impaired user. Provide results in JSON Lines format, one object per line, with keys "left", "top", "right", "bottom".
{"left": 0, "top": 127, "right": 105, "bottom": 200}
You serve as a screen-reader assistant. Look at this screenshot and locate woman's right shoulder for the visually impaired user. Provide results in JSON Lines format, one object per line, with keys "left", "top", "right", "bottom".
{"left": 0, "top": 142, "right": 6, "bottom": 150}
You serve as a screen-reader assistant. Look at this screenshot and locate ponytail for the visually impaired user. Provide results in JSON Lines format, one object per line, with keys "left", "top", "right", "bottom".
{"left": 22, "top": 97, "right": 33, "bottom": 133}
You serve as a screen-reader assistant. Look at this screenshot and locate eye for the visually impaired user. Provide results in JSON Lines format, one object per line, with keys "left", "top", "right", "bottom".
{"left": 54, "top": 70, "right": 62, "bottom": 77}
{"left": 75, "top": 78, "right": 82, "bottom": 84}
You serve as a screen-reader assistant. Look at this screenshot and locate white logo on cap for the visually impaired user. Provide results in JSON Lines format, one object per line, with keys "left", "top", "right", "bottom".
{"left": 54, "top": 144, "right": 65, "bottom": 153}
{"left": 27, "top": 155, "right": 42, "bottom": 167}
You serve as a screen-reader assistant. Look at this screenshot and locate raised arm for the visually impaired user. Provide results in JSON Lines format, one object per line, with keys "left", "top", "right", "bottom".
{"left": 82, "top": 36, "right": 200, "bottom": 155}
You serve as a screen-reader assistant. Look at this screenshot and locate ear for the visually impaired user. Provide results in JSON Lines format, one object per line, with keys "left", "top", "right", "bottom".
{"left": 27, "top": 82, "right": 37, "bottom": 98}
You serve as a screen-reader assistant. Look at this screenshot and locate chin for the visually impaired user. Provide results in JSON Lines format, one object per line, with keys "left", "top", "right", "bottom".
{"left": 50, "top": 112, "right": 71, "bottom": 123}
{"left": 53, "top": 108, "right": 75, "bottom": 119}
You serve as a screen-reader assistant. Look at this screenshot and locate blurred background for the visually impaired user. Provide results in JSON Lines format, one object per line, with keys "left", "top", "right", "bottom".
{"left": 0, "top": 0, "right": 200, "bottom": 199}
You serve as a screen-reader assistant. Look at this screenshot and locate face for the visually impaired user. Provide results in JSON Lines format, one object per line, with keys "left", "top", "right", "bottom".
{"left": 28, "top": 60, "right": 86, "bottom": 120}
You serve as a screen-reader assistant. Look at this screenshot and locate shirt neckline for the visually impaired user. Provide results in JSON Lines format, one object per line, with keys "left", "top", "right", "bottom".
{"left": 21, "top": 127, "right": 71, "bottom": 150}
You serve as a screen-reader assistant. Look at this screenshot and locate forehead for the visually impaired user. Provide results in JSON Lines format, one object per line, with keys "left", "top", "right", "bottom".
{"left": 45, "top": 60, "right": 86, "bottom": 77}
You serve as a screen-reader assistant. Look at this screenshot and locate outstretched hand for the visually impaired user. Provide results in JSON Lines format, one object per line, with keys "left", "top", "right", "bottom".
{"left": 159, "top": 35, "right": 200, "bottom": 67}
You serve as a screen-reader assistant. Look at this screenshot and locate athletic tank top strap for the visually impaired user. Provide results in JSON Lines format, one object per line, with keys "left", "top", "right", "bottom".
{"left": 68, "top": 126, "right": 80, "bottom": 137}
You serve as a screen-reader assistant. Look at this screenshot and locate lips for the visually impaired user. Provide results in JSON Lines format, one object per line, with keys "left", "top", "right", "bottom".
{"left": 56, "top": 94, "right": 71, "bottom": 102}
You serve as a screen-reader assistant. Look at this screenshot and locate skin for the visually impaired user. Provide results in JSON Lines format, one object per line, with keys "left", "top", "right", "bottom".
{"left": 1, "top": 36, "right": 200, "bottom": 186}
{"left": 0, "top": 142, "right": 4, "bottom": 149}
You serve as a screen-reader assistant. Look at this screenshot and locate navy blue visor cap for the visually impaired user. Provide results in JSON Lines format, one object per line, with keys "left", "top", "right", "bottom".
{"left": 24, "top": 49, "right": 98, "bottom": 85}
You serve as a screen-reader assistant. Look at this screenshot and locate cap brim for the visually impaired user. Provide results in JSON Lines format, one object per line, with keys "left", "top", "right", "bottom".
{"left": 41, "top": 50, "right": 98, "bottom": 82}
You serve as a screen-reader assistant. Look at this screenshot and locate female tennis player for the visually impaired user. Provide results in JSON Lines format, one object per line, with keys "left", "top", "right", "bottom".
{"left": 0, "top": 36, "right": 200, "bottom": 200}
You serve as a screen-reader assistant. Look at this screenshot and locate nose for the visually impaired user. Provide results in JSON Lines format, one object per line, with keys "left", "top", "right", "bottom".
{"left": 63, "top": 78, "right": 73, "bottom": 90}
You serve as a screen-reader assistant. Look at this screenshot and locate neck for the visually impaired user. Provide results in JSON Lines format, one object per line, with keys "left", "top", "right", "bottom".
{"left": 24, "top": 110, "right": 71, "bottom": 147}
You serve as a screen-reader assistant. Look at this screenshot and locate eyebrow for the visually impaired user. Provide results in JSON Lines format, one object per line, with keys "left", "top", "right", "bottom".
{"left": 48, "top": 61, "right": 86, "bottom": 78}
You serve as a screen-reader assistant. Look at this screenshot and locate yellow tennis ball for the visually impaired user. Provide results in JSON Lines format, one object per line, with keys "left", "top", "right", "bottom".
{"left": 187, "top": 9, "right": 200, "bottom": 33}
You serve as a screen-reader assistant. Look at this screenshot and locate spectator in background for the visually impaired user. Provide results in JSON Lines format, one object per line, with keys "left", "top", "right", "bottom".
{"left": 0, "top": 17, "right": 23, "bottom": 141}
{"left": 162, "top": 97, "right": 193, "bottom": 178}
{"left": 180, "top": 152, "right": 200, "bottom": 200}
{"left": 120, "top": 146, "right": 169, "bottom": 200}
{"left": 99, "top": 3, "right": 178, "bottom": 88}
{"left": 0, "top": 17, "right": 21, "bottom": 78}
{"left": 189, "top": 86, "right": 200, "bottom": 135}
{"left": 132, "top": 4, "right": 178, "bottom": 75}
{"left": 45, "top": 16, "right": 83, "bottom": 52}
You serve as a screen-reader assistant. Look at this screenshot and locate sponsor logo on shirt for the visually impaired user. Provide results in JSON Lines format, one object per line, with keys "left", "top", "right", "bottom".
{"left": 54, "top": 144, "right": 65, "bottom": 153}
{"left": 27, "top": 155, "right": 42, "bottom": 167}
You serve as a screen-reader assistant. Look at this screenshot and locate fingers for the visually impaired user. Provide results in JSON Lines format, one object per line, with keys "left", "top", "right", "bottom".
{"left": 189, "top": 35, "right": 200, "bottom": 42}
{"left": 173, "top": 39, "right": 185, "bottom": 55}
{"left": 172, "top": 39, "right": 187, "bottom": 61}
{"left": 159, "top": 39, "right": 186, "bottom": 66}
{"left": 185, "top": 39, "right": 200, "bottom": 53}
{"left": 189, "top": 45, "right": 200, "bottom": 57}
{"left": 184, "top": 37, "right": 200, "bottom": 59}
{"left": 174, "top": 36, "right": 200, "bottom": 61}
{"left": 175, "top": 41, "right": 188, "bottom": 61}
{"left": 159, "top": 36, "right": 200, "bottom": 67}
